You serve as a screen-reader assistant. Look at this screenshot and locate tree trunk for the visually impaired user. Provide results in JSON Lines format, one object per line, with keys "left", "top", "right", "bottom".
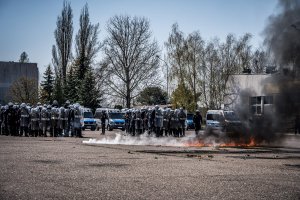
{"left": 126, "top": 87, "right": 131, "bottom": 108}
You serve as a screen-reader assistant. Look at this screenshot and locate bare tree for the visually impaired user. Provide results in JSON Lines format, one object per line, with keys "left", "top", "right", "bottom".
{"left": 203, "top": 40, "right": 222, "bottom": 109}
{"left": 217, "top": 34, "right": 241, "bottom": 108}
{"left": 164, "top": 23, "right": 256, "bottom": 110}
{"left": 184, "top": 31, "right": 205, "bottom": 109}
{"left": 165, "top": 23, "right": 186, "bottom": 84}
{"left": 236, "top": 33, "right": 253, "bottom": 72}
{"left": 252, "top": 48, "right": 267, "bottom": 74}
{"left": 7, "top": 77, "right": 38, "bottom": 104}
{"left": 94, "top": 61, "right": 111, "bottom": 106}
{"left": 74, "top": 3, "right": 101, "bottom": 81}
{"left": 52, "top": 0, "right": 73, "bottom": 86}
{"left": 103, "top": 15, "right": 160, "bottom": 108}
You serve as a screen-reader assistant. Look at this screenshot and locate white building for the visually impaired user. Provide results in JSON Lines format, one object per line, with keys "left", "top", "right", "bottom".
{"left": 225, "top": 73, "right": 279, "bottom": 115}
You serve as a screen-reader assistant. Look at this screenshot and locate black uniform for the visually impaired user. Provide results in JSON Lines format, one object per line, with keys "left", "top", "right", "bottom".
{"left": 193, "top": 112, "right": 203, "bottom": 135}
{"left": 37, "top": 106, "right": 43, "bottom": 136}
{"left": 169, "top": 111, "right": 177, "bottom": 137}
{"left": 130, "top": 112, "right": 136, "bottom": 136}
{"left": 69, "top": 107, "right": 75, "bottom": 137}
{"left": 101, "top": 112, "right": 108, "bottom": 135}
{"left": 3, "top": 107, "right": 9, "bottom": 135}
{"left": 125, "top": 112, "right": 130, "bottom": 134}
{"left": 63, "top": 106, "right": 70, "bottom": 137}
{"left": 15, "top": 106, "right": 21, "bottom": 136}
{"left": 6, "top": 105, "right": 17, "bottom": 136}
{"left": 135, "top": 111, "right": 143, "bottom": 135}
{"left": 163, "top": 110, "right": 170, "bottom": 136}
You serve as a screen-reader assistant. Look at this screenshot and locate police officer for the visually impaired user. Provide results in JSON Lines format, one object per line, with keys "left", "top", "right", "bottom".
{"left": 36, "top": 102, "right": 43, "bottom": 136}
{"left": 58, "top": 106, "right": 65, "bottom": 136}
{"left": 31, "top": 106, "right": 40, "bottom": 137}
{"left": 51, "top": 100, "right": 60, "bottom": 137}
{"left": 163, "top": 108, "right": 170, "bottom": 136}
{"left": 20, "top": 103, "right": 30, "bottom": 137}
{"left": 148, "top": 108, "right": 154, "bottom": 135}
{"left": 0, "top": 105, "right": 7, "bottom": 135}
{"left": 174, "top": 109, "right": 180, "bottom": 137}
{"left": 130, "top": 109, "right": 136, "bottom": 136}
{"left": 2, "top": 105, "right": 9, "bottom": 135}
{"left": 135, "top": 109, "right": 143, "bottom": 135}
{"left": 141, "top": 108, "right": 148, "bottom": 134}
{"left": 14, "top": 104, "right": 21, "bottom": 136}
{"left": 193, "top": 110, "right": 203, "bottom": 136}
{"left": 7, "top": 102, "right": 16, "bottom": 136}
{"left": 169, "top": 110, "right": 176, "bottom": 137}
{"left": 178, "top": 107, "right": 187, "bottom": 137}
{"left": 40, "top": 105, "right": 51, "bottom": 137}
{"left": 124, "top": 110, "right": 131, "bottom": 134}
{"left": 101, "top": 110, "right": 108, "bottom": 135}
{"left": 154, "top": 106, "right": 163, "bottom": 137}
{"left": 73, "top": 103, "right": 83, "bottom": 137}
{"left": 69, "top": 104, "right": 75, "bottom": 137}
{"left": 63, "top": 100, "right": 71, "bottom": 137}
{"left": 26, "top": 104, "right": 32, "bottom": 136}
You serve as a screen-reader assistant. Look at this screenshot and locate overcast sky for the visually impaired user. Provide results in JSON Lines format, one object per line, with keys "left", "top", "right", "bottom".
{"left": 0, "top": 0, "right": 279, "bottom": 75}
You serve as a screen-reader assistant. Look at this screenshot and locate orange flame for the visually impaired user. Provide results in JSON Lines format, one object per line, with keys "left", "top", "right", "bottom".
{"left": 184, "top": 137, "right": 257, "bottom": 148}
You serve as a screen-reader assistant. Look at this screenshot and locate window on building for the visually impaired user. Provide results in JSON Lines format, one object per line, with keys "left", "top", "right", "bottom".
{"left": 250, "top": 95, "right": 273, "bottom": 115}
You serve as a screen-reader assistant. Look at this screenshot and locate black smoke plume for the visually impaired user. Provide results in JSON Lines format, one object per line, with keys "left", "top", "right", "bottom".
{"left": 235, "top": 0, "right": 300, "bottom": 144}
{"left": 263, "top": 0, "right": 300, "bottom": 127}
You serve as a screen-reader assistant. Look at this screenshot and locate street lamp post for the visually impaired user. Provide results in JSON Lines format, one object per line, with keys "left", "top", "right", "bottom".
{"left": 156, "top": 55, "right": 169, "bottom": 100}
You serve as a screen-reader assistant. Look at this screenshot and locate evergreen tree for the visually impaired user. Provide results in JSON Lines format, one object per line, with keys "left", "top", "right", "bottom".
{"left": 40, "top": 64, "right": 55, "bottom": 104}
{"left": 52, "top": 0, "right": 73, "bottom": 87}
{"left": 74, "top": 3, "right": 101, "bottom": 81}
{"left": 52, "top": 76, "right": 64, "bottom": 105}
{"left": 137, "top": 86, "right": 168, "bottom": 105}
{"left": 65, "top": 65, "right": 80, "bottom": 103}
{"left": 19, "top": 51, "right": 29, "bottom": 63}
{"left": 79, "top": 69, "right": 99, "bottom": 111}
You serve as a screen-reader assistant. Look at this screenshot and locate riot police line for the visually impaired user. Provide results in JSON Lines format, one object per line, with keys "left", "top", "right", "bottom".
{"left": 123, "top": 105, "right": 202, "bottom": 137}
{"left": 0, "top": 101, "right": 203, "bottom": 138}
{"left": 0, "top": 100, "right": 84, "bottom": 137}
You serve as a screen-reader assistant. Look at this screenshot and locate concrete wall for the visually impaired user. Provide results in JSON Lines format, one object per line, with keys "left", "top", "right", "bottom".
{"left": 0, "top": 61, "right": 39, "bottom": 104}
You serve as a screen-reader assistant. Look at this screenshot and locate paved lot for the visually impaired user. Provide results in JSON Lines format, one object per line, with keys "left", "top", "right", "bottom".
{"left": 0, "top": 130, "right": 300, "bottom": 200}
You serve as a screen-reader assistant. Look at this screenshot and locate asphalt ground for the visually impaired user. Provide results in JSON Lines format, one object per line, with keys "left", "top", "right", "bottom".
{"left": 0, "top": 130, "right": 299, "bottom": 200}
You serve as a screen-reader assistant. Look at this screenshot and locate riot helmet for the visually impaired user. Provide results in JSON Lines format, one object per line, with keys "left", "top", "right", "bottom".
{"left": 52, "top": 100, "right": 58, "bottom": 107}
{"left": 8, "top": 102, "right": 13, "bottom": 108}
